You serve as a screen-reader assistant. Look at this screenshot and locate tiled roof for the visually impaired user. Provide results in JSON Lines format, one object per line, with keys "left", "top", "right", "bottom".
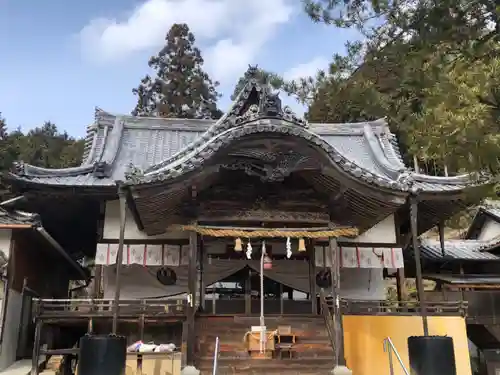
{"left": 416, "top": 238, "right": 500, "bottom": 262}
{"left": 9, "top": 111, "right": 485, "bottom": 193}
{"left": 0, "top": 208, "right": 39, "bottom": 227}
{"left": 482, "top": 206, "right": 500, "bottom": 221}
{"left": 465, "top": 203, "right": 500, "bottom": 239}
{"left": 7, "top": 68, "right": 489, "bottom": 194}
{"left": 424, "top": 274, "right": 500, "bottom": 285}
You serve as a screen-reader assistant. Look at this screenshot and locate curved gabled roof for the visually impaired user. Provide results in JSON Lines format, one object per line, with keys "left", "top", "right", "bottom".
{"left": 8, "top": 68, "right": 487, "bottom": 196}
{"left": 466, "top": 203, "right": 500, "bottom": 239}
{"left": 416, "top": 237, "right": 500, "bottom": 262}
{"left": 0, "top": 207, "right": 40, "bottom": 228}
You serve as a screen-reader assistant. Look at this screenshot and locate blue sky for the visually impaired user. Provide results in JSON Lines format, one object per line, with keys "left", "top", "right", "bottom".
{"left": 0, "top": 0, "right": 361, "bottom": 138}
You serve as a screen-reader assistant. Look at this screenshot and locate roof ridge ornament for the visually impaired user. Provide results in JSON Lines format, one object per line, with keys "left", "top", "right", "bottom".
{"left": 245, "top": 64, "right": 259, "bottom": 80}
{"left": 230, "top": 65, "right": 308, "bottom": 127}
{"left": 12, "top": 161, "right": 25, "bottom": 176}
{"left": 92, "top": 161, "right": 110, "bottom": 178}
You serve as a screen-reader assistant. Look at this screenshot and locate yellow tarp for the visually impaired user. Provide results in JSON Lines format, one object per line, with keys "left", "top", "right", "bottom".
{"left": 343, "top": 315, "right": 471, "bottom": 375}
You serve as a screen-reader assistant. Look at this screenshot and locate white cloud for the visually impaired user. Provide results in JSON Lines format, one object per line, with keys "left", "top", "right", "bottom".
{"left": 279, "top": 56, "right": 330, "bottom": 114}
{"left": 78, "top": 0, "right": 294, "bottom": 82}
{"left": 281, "top": 95, "right": 307, "bottom": 117}
{"left": 283, "top": 56, "right": 329, "bottom": 81}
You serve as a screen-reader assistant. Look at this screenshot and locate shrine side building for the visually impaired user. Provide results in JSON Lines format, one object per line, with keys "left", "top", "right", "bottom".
{"left": 1, "top": 68, "right": 492, "bottom": 375}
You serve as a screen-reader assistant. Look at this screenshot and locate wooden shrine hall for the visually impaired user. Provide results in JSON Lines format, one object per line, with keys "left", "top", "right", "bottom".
{"left": 3, "top": 66, "right": 491, "bottom": 375}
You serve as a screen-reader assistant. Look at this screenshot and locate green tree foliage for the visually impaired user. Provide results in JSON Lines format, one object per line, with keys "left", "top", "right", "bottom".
{"left": 304, "top": 0, "right": 498, "bottom": 53}
{"left": 296, "top": 0, "right": 500, "bottom": 176}
{"left": 132, "top": 23, "right": 223, "bottom": 119}
{"left": 15, "top": 122, "right": 84, "bottom": 168}
{"left": 0, "top": 116, "right": 84, "bottom": 200}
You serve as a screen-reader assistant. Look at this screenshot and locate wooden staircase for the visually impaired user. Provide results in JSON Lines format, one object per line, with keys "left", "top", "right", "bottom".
{"left": 195, "top": 315, "right": 335, "bottom": 374}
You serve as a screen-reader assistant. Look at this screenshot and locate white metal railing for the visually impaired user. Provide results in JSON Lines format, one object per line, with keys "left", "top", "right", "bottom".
{"left": 212, "top": 337, "right": 220, "bottom": 375}
{"left": 383, "top": 337, "right": 409, "bottom": 375}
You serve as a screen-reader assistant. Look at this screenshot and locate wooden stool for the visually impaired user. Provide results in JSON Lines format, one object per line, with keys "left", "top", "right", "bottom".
{"left": 275, "top": 326, "right": 296, "bottom": 359}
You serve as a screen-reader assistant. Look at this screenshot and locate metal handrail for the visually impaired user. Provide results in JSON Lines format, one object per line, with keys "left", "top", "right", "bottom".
{"left": 212, "top": 336, "right": 220, "bottom": 375}
{"left": 383, "top": 337, "right": 409, "bottom": 375}
{"left": 319, "top": 289, "right": 336, "bottom": 355}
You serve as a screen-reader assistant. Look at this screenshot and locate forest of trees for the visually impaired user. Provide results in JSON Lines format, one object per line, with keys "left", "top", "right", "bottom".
{"left": 300, "top": 0, "right": 499, "bottom": 178}
{"left": 1, "top": 3, "right": 499, "bottom": 209}
{"left": 0, "top": 114, "right": 84, "bottom": 200}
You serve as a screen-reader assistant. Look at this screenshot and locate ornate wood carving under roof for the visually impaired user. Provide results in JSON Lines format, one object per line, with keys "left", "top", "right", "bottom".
{"left": 194, "top": 174, "right": 330, "bottom": 224}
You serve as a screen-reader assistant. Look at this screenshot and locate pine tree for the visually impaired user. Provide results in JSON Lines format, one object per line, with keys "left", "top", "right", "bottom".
{"left": 132, "top": 23, "right": 222, "bottom": 119}
{"left": 0, "top": 113, "right": 6, "bottom": 141}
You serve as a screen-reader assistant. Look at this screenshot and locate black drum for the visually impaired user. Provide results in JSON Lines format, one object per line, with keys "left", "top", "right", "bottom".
{"left": 77, "top": 334, "right": 127, "bottom": 375}
{"left": 408, "top": 335, "right": 456, "bottom": 375}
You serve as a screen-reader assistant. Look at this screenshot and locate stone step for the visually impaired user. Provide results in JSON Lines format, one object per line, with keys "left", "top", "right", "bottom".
{"left": 199, "top": 342, "right": 333, "bottom": 355}
{"left": 196, "top": 316, "right": 325, "bottom": 326}
{"left": 199, "top": 330, "right": 330, "bottom": 340}
{"left": 195, "top": 314, "right": 333, "bottom": 374}
{"left": 197, "top": 317, "right": 324, "bottom": 324}
{"left": 197, "top": 350, "right": 334, "bottom": 361}
{"left": 197, "top": 358, "right": 335, "bottom": 375}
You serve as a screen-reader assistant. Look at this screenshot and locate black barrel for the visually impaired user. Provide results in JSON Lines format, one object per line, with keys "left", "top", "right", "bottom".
{"left": 77, "top": 334, "right": 127, "bottom": 375}
{"left": 408, "top": 336, "right": 457, "bottom": 375}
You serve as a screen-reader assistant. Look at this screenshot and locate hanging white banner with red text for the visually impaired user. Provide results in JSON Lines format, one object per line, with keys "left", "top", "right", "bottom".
{"left": 95, "top": 243, "right": 403, "bottom": 269}
{"left": 314, "top": 246, "right": 404, "bottom": 269}
{"left": 95, "top": 243, "right": 190, "bottom": 266}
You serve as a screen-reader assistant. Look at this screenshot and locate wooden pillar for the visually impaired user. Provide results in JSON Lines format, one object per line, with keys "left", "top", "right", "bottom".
{"left": 199, "top": 237, "right": 206, "bottom": 311}
{"left": 181, "top": 321, "right": 189, "bottom": 367}
{"left": 138, "top": 300, "right": 146, "bottom": 341}
{"left": 112, "top": 188, "right": 127, "bottom": 334}
{"left": 186, "top": 231, "right": 198, "bottom": 365}
{"left": 410, "top": 196, "right": 429, "bottom": 335}
{"left": 438, "top": 220, "right": 446, "bottom": 256}
{"left": 93, "top": 265, "right": 102, "bottom": 299}
{"left": 30, "top": 319, "right": 43, "bottom": 375}
{"left": 459, "top": 262, "right": 465, "bottom": 302}
{"left": 245, "top": 270, "right": 251, "bottom": 315}
{"left": 307, "top": 239, "right": 317, "bottom": 315}
{"left": 329, "top": 237, "right": 346, "bottom": 366}
{"left": 279, "top": 283, "right": 284, "bottom": 315}
{"left": 396, "top": 268, "right": 407, "bottom": 302}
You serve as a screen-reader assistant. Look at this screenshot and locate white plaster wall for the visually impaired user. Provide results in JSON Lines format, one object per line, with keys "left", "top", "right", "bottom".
{"left": 103, "top": 200, "right": 188, "bottom": 240}
{"left": 0, "top": 290, "right": 22, "bottom": 371}
{"left": 0, "top": 229, "right": 11, "bottom": 345}
{"left": 0, "top": 229, "right": 21, "bottom": 371}
{"left": 0, "top": 230, "right": 11, "bottom": 260}
{"left": 101, "top": 214, "right": 395, "bottom": 302}
{"left": 477, "top": 218, "right": 500, "bottom": 241}
{"left": 336, "top": 215, "right": 395, "bottom": 300}
{"left": 348, "top": 214, "right": 397, "bottom": 243}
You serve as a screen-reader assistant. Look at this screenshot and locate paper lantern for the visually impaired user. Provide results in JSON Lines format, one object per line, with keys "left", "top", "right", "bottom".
{"left": 298, "top": 238, "right": 306, "bottom": 252}
{"left": 234, "top": 238, "right": 242, "bottom": 251}
{"left": 263, "top": 254, "right": 273, "bottom": 270}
